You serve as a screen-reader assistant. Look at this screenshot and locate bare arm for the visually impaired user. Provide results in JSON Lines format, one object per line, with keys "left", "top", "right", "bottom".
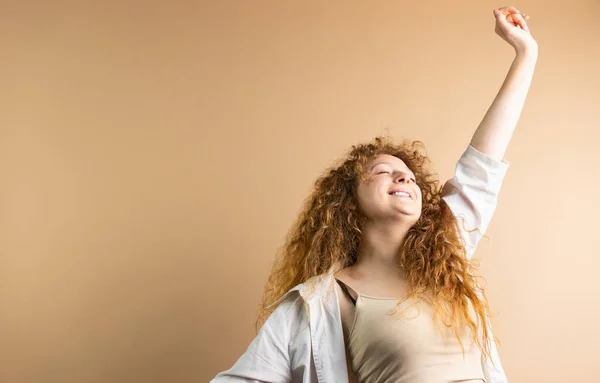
{"left": 470, "top": 6, "right": 538, "bottom": 161}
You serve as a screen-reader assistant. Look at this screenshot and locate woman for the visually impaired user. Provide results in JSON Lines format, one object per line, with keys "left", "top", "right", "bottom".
{"left": 211, "top": 6, "right": 537, "bottom": 383}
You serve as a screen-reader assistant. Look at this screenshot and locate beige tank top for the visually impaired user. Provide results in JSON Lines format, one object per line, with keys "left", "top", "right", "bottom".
{"left": 336, "top": 278, "right": 486, "bottom": 383}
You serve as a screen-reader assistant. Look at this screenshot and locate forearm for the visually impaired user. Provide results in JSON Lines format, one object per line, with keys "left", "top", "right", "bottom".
{"left": 470, "top": 48, "right": 538, "bottom": 161}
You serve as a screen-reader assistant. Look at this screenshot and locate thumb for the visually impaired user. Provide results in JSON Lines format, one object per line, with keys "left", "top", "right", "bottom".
{"left": 493, "top": 9, "right": 510, "bottom": 26}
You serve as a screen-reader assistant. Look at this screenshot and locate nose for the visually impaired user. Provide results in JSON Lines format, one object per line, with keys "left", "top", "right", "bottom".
{"left": 394, "top": 174, "right": 414, "bottom": 184}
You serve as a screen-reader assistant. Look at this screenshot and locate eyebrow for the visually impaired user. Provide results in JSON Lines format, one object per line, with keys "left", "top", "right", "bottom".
{"left": 369, "top": 162, "right": 415, "bottom": 175}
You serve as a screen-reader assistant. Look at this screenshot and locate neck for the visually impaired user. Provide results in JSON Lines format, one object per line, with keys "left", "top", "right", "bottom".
{"left": 352, "top": 219, "right": 411, "bottom": 280}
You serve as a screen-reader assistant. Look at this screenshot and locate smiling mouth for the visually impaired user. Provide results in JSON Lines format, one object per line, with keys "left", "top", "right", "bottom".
{"left": 388, "top": 191, "right": 412, "bottom": 199}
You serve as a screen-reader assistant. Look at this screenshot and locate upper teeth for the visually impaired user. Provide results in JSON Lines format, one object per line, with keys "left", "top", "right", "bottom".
{"left": 392, "top": 191, "right": 410, "bottom": 197}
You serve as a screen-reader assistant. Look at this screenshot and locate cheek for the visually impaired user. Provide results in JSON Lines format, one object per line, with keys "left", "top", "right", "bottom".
{"left": 357, "top": 185, "right": 374, "bottom": 204}
{"left": 356, "top": 181, "right": 383, "bottom": 206}
{"left": 373, "top": 182, "right": 390, "bottom": 201}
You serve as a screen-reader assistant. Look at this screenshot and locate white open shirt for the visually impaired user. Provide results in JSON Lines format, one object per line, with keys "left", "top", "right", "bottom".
{"left": 211, "top": 144, "right": 510, "bottom": 383}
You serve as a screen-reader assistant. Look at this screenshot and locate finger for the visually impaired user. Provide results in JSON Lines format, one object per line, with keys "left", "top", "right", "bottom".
{"left": 493, "top": 8, "right": 512, "bottom": 27}
{"left": 506, "top": 14, "right": 521, "bottom": 27}
{"left": 504, "top": 6, "right": 522, "bottom": 15}
{"left": 503, "top": 11, "right": 528, "bottom": 30}
{"left": 499, "top": 8, "right": 520, "bottom": 22}
{"left": 513, "top": 13, "right": 529, "bottom": 31}
{"left": 497, "top": 6, "right": 517, "bottom": 16}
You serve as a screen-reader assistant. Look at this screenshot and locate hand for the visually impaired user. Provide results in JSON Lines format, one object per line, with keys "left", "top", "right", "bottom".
{"left": 493, "top": 6, "right": 538, "bottom": 55}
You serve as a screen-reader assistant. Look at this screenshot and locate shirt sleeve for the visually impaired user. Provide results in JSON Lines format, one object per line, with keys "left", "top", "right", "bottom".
{"left": 441, "top": 144, "right": 510, "bottom": 260}
{"left": 209, "top": 294, "right": 302, "bottom": 383}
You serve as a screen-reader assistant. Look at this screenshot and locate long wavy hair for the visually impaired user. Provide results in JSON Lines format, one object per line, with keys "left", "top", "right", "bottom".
{"left": 257, "top": 135, "right": 494, "bottom": 361}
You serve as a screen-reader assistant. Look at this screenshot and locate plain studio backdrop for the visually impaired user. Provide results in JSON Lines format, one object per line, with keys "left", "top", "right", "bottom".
{"left": 1, "top": 1, "right": 599, "bottom": 382}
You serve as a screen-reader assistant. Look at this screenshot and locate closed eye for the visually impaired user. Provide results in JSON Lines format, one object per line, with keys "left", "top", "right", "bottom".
{"left": 377, "top": 171, "right": 416, "bottom": 182}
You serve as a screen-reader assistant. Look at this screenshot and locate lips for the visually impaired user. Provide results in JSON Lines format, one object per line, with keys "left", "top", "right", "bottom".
{"left": 388, "top": 189, "right": 413, "bottom": 199}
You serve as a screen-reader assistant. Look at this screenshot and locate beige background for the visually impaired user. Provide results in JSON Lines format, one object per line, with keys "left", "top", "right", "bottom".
{"left": 1, "top": 1, "right": 599, "bottom": 382}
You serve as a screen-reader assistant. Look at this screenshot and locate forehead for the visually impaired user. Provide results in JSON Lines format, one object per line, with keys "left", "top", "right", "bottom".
{"left": 367, "top": 154, "right": 412, "bottom": 172}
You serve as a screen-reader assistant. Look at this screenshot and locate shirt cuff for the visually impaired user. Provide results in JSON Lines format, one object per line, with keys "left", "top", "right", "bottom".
{"left": 465, "top": 144, "right": 510, "bottom": 171}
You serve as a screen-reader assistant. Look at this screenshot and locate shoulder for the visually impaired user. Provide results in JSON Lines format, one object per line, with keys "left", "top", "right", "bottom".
{"left": 268, "top": 286, "right": 304, "bottom": 321}
{"left": 268, "top": 268, "right": 338, "bottom": 318}
{"left": 261, "top": 290, "right": 307, "bottom": 347}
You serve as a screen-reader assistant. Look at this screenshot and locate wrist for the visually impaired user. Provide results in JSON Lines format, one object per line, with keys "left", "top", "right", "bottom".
{"left": 515, "top": 43, "right": 539, "bottom": 60}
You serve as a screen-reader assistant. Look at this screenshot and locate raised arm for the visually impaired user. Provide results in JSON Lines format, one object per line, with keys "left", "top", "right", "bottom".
{"left": 470, "top": 6, "right": 538, "bottom": 161}
{"left": 441, "top": 6, "right": 537, "bottom": 261}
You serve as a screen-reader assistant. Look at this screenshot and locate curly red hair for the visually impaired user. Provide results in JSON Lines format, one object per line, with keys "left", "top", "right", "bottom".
{"left": 257, "top": 135, "right": 495, "bottom": 361}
